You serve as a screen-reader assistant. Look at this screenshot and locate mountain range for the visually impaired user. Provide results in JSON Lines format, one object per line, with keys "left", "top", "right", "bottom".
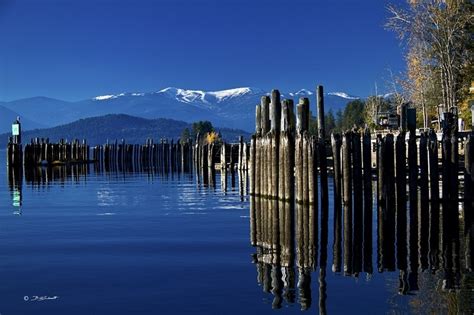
{"left": 0, "top": 87, "right": 360, "bottom": 133}
{"left": 0, "top": 114, "right": 250, "bottom": 147}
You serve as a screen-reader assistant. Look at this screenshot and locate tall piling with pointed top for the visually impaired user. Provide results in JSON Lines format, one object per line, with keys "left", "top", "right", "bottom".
{"left": 317, "top": 85, "right": 328, "bottom": 205}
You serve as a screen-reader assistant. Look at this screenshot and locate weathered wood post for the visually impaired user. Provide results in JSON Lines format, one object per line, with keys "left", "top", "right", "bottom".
{"left": 352, "top": 130, "right": 363, "bottom": 273}
{"left": 395, "top": 131, "right": 407, "bottom": 271}
{"left": 450, "top": 129, "right": 459, "bottom": 202}
{"left": 418, "top": 132, "right": 430, "bottom": 269}
{"left": 362, "top": 128, "right": 372, "bottom": 273}
{"left": 248, "top": 136, "right": 256, "bottom": 196}
{"left": 238, "top": 136, "right": 244, "bottom": 171}
{"left": 331, "top": 133, "right": 342, "bottom": 273}
{"left": 376, "top": 134, "right": 384, "bottom": 204}
{"left": 255, "top": 123, "right": 262, "bottom": 198}
{"left": 317, "top": 85, "right": 328, "bottom": 205}
{"left": 428, "top": 130, "right": 439, "bottom": 202}
{"left": 270, "top": 90, "right": 281, "bottom": 200}
{"left": 261, "top": 96, "right": 271, "bottom": 135}
{"left": 342, "top": 131, "right": 352, "bottom": 275}
{"left": 279, "top": 99, "right": 294, "bottom": 202}
{"left": 331, "top": 134, "right": 342, "bottom": 209}
{"left": 296, "top": 97, "right": 309, "bottom": 204}
{"left": 407, "top": 108, "right": 418, "bottom": 231}
{"left": 383, "top": 134, "right": 396, "bottom": 272}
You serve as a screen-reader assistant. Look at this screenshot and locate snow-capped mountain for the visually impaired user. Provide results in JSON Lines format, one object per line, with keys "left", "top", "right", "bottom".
{"left": 2, "top": 87, "right": 360, "bottom": 133}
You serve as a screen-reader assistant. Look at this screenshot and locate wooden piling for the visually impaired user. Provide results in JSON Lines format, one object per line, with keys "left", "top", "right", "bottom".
{"left": 362, "top": 128, "right": 372, "bottom": 273}
{"left": 261, "top": 96, "right": 271, "bottom": 134}
{"left": 428, "top": 130, "right": 439, "bottom": 202}
{"left": 317, "top": 86, "right": 328, "bottom": 206}
{"left": 331, "top": 133, "right": 342, "bottom": 273}
{"left": 395, "top": 132, "right": 407, "bottom": 271}
{"left": 342, "top": 131, "right": 352, "bottom": 275}
{"left": 352, "top": 130, "right": 363, "bottom": 273}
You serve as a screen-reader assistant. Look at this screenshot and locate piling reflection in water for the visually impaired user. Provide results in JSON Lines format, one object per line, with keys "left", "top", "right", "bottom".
{"left": 250, "top": 191, "right": 334, "bottom": 312}
{"left": 7, "top": 156, "right": 195, "bottom": 213}
{"left": 250, "top": 191, "right": 473, "bottom": 312}
{"left": 251, "top": 196, "right": 296, "bottom": 310}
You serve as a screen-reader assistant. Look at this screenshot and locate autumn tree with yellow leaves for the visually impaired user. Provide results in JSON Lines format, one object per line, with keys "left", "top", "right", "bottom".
{"left": 387, "top": 0, "right": 473, "bottom": 128}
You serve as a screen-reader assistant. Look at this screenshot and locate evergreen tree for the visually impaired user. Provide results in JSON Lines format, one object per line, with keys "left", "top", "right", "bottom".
{"left": 180, "top": 128, "right": 191, "bottom": 143}
{"left": 325, "top": 110, "right": 337, "bottom": 136}
{"left": 340, "top": 100, "right": 365, "bottom": 130}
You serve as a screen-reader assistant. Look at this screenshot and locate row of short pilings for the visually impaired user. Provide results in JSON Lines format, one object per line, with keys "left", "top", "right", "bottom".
{"left": 92, "top": 138, "right": 193, "bottom": 173}
{"left": 21, "top": 138, "right": 90, "bottom": 166}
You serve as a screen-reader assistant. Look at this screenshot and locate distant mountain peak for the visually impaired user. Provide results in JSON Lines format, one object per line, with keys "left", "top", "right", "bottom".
{"left": 93, "top": 92, "right": 145, "bottom": 101}
{"left": 207, "top": 87, "right": 256, "bottom": 101}
{"left": 290, "top": 89, "right": 314, "bottom": 96}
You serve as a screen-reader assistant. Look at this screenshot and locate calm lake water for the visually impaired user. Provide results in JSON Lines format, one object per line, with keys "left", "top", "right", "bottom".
{"left": 0, "top": 150, "right": 472, "bottom": 314}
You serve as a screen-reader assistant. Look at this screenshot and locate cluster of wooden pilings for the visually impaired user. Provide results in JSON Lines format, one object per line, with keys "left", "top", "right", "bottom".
{"left": 22, "top": 138, "right": 90, "bottom": 166}
{"left": 7, "top": 137, "right": 90, "bottom": 167}
{"left": 250, "top": 87, "right": 473, "bottom": 208}
{"left": 92, "top": 139, "right": 194, "bottom": 173}
{"left": 250, "top": 86, "right": 329, "bottom": 205}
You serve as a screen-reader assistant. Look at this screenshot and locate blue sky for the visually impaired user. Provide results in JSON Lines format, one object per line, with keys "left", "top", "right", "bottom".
{"left": 0, "top": 0, "right": 405, "bottom": 101}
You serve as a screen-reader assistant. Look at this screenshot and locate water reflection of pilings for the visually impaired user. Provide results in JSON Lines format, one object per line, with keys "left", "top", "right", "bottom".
{"left": 340, "top": 130, "right": 374, "bottom": 277}
{"left": 251, "top": 197, "right": 296, "bottom": 309}
{"left": 251, "top": 194, "right": 334, "bottom": 312}
{"left": 7, "top": 155, "right": 195, "bottom": 213}
{"left": 24, "top": 163, "right": 90, "bottom": 186}
{"left": 250, "top": 188, "right": 473, "bottom": 311}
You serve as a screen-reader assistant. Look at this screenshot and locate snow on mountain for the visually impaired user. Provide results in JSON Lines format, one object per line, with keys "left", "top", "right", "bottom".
{"left": 155, "top": 87, "right": 262, "bottom": 105}
{"left": 288, "top": 89, "right": 314, "bottom": 97}
{"left": 93, "top": 92, "right": 144, "bottom": 101}
{"left": 94, "top": 94, "right": 118, "bottom": 101}
{"left": 327, "top": 92, "right": 359, "bottom": 100}
{"left": 207, "top": 87, "right": 256, "bottom": 102}
{"left": 157, "top": 87, "right": 207, "bottom": 104}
